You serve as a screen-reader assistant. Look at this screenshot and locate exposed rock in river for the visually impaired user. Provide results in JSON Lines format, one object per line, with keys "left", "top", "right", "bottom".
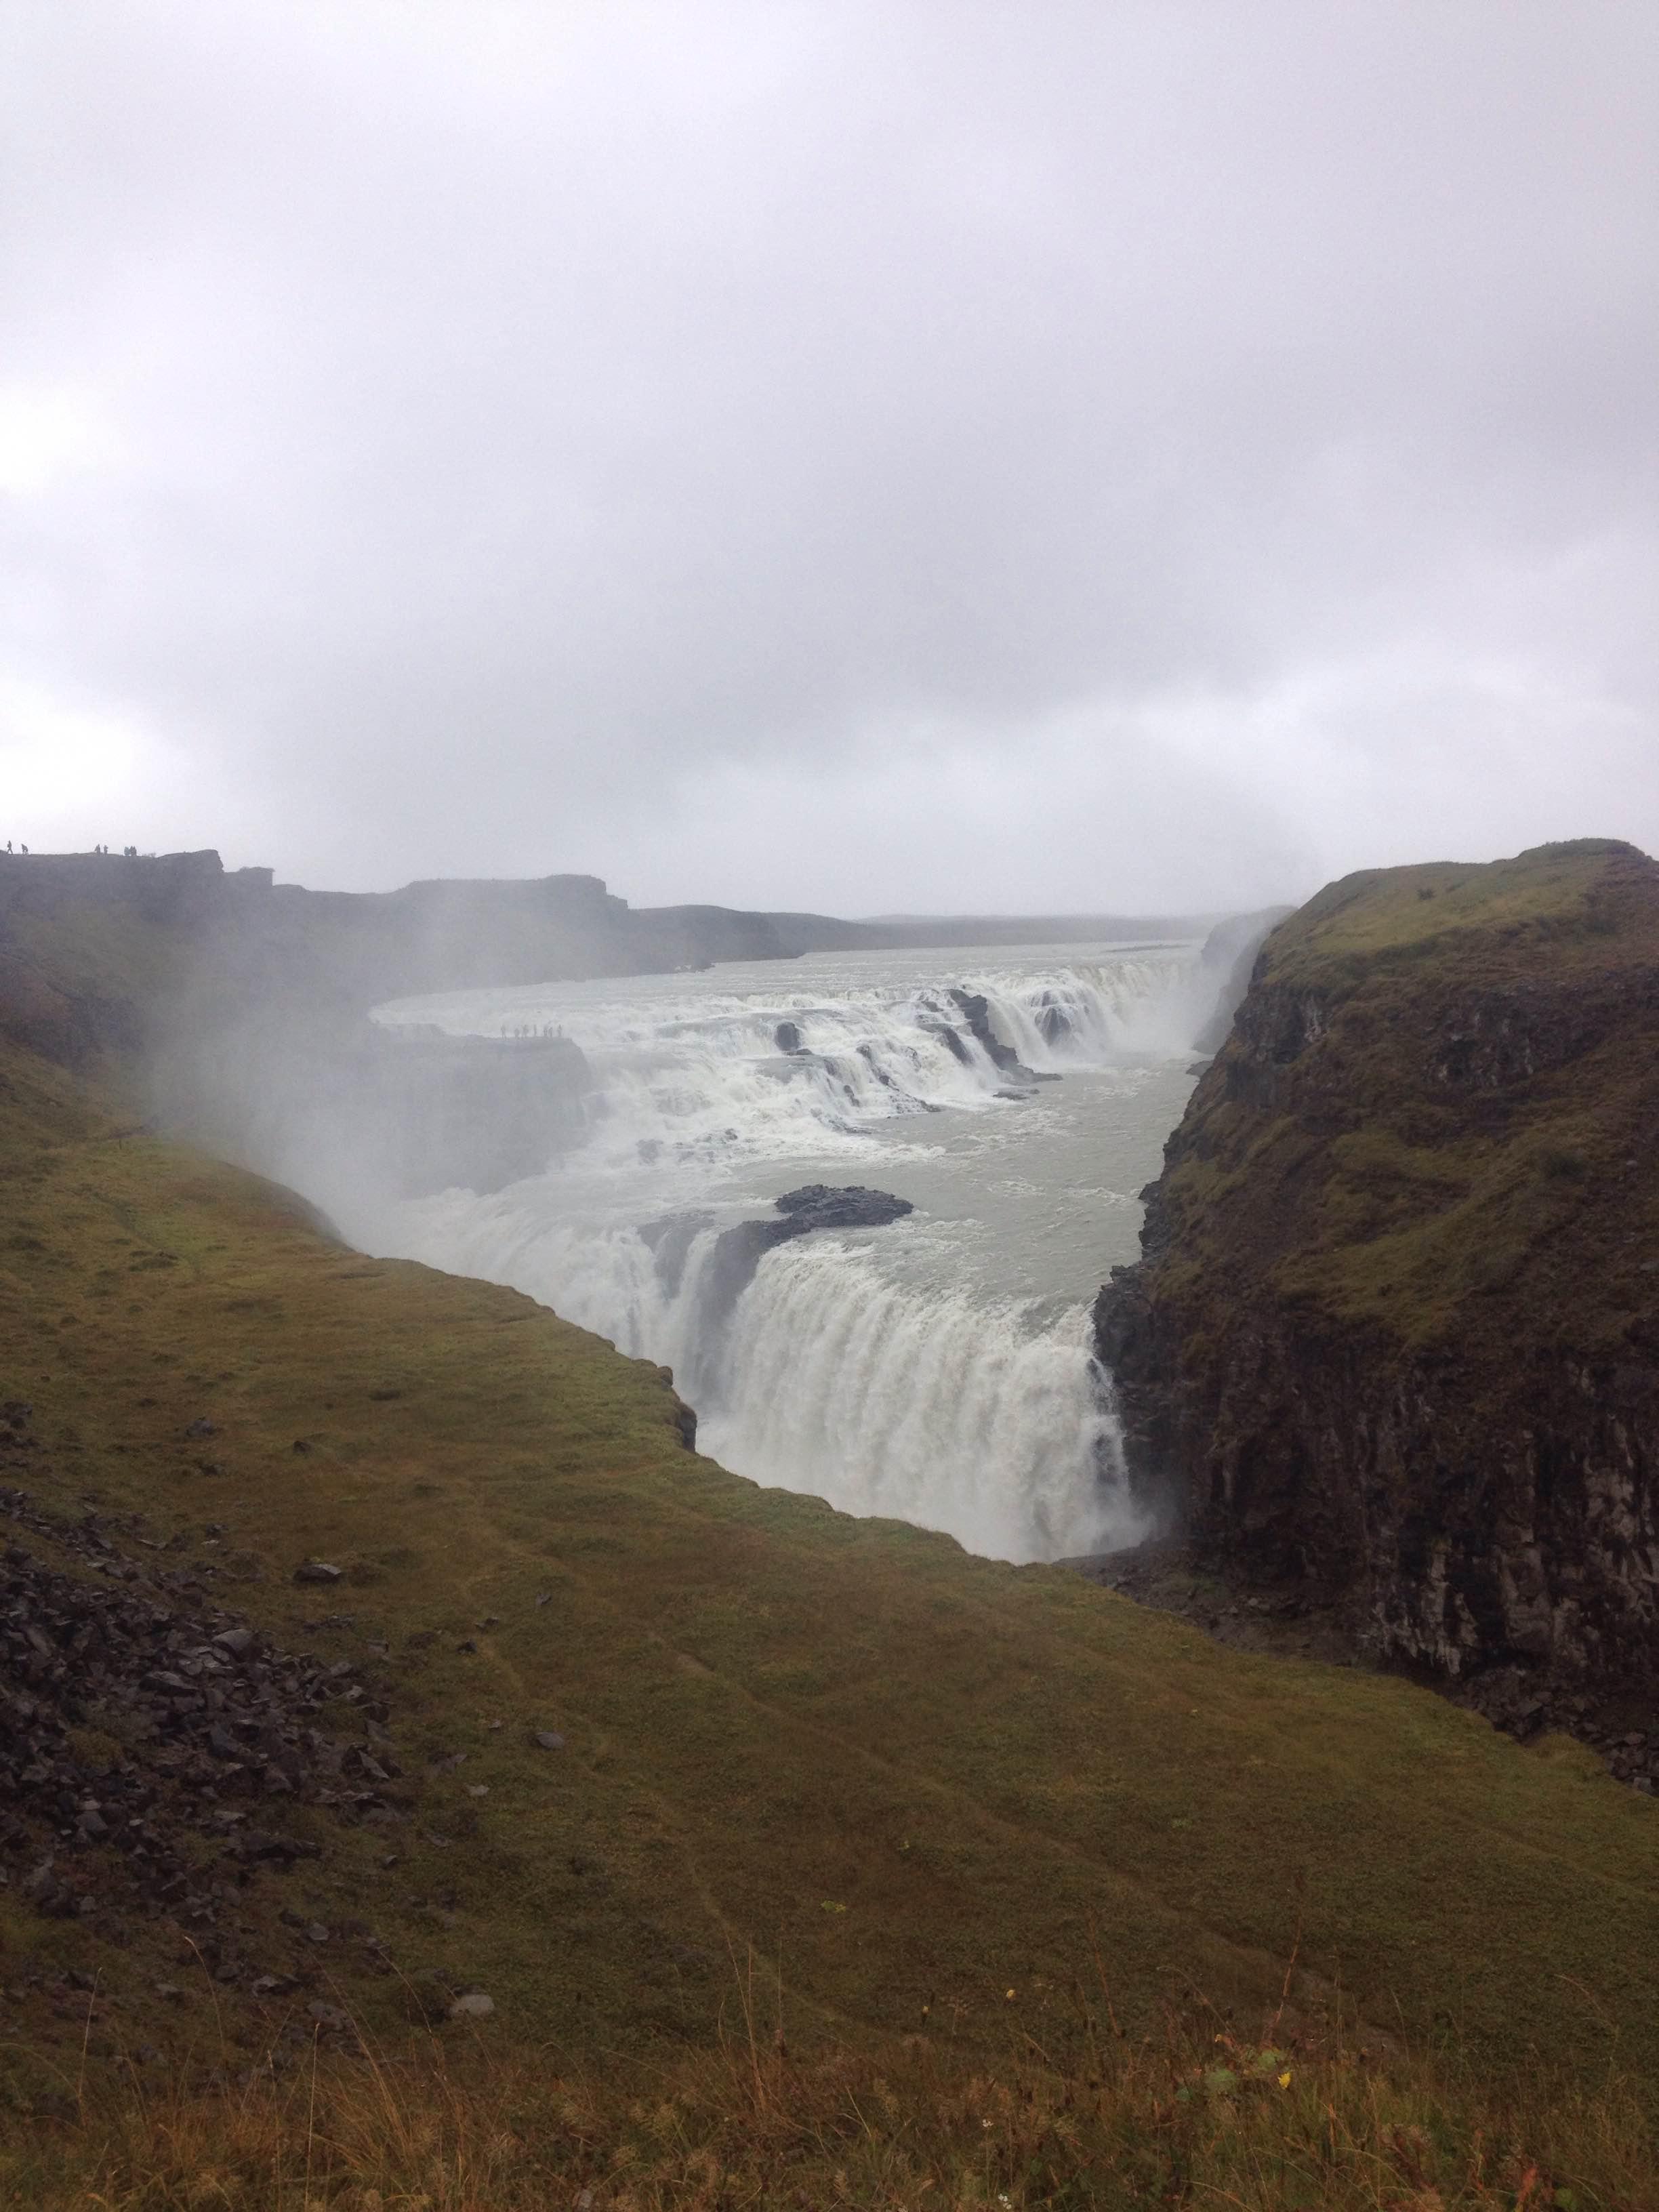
{"left": 646, "top": 1185, "right": 915, "bottom": 1328}
{"left": 1094, "top": 839, "right": 1659, "bottom": 1697}
{"left": 773, "top": 1183, "right": 916, "bottom": 1227}
{"left": 946, "top": 989, "right": 1048, "bottom": 1082}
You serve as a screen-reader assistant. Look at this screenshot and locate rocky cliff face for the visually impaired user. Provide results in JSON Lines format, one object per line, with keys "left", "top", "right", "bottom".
{"left": 1095, "top": 840, "right": 1659, "bottom": 1692}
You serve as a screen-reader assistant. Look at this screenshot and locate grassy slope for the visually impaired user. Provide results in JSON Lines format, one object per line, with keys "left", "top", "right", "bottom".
{"left": 1154, "top": 838, "right": 1659, "bottom": 1357}
{"left": 2, "top": 1033, "right": 1658, "bottom": 2106}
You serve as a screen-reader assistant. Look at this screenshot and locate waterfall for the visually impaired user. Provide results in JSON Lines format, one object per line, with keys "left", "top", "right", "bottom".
{"left": 356, "top": 944, "right": 1210, "bottom": 1563}
{"left": 703, "top": 1240, "right": 1132, "bottom": 1561}
{"left": 378, "top": 949, "right": 1202, "bottom": 1166}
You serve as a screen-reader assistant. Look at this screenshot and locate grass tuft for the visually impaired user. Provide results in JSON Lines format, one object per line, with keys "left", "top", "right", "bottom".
{"left": 4, "top": 1994, "right": 1656, "bottom": 2210}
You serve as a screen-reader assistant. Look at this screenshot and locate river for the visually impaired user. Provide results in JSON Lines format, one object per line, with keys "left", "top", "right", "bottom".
{"left": 335, "top": 941, "right": 1212, "bottom": 1563}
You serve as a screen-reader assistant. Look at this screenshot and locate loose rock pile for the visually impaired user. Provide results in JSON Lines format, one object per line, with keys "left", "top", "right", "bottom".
{"left": 0, "top": 1418, "right": 407, "bottom": 1990}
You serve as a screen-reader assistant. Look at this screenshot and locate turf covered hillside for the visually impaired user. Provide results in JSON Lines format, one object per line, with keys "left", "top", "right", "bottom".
{"left": 1099, "top": 839, "right": 1659, "bottom": 1692}
{"left": 3, "top": 1003, "right": 1659, "bottom": 2121}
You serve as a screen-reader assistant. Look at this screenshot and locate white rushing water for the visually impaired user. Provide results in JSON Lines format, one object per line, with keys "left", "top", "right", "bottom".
{"left": 340, "top": 942, "right": 1214, "bottom": 1563}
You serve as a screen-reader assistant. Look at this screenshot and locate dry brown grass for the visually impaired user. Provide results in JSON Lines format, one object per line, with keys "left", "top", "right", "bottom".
{"left": 4, "top": 1980, "right": 1654, "bottom": 2212}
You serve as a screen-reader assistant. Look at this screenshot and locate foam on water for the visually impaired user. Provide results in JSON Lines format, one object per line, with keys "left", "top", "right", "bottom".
{"left": 354, "top": 943, "right": 1214, "bottom": 1562}
{"left": 701, "top": 1240, "right": 1127, "bottom": 1562}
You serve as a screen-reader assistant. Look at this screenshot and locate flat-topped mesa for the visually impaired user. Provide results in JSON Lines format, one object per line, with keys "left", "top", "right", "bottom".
{"left": 1094, "top": 839, "right": 1659, "bottom": 1693}
{"left": 0, "top": 855, "right": 813, "bottom": 1184}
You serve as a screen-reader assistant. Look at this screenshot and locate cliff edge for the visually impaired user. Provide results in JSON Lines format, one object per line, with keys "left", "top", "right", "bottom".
{"left": 1095, "top": 838, "right": 1659, "bottom": 1692}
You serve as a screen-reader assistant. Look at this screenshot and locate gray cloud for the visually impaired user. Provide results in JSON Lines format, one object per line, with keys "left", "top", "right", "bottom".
{"left": 1, "top": 0, "right": 1654, "bottom": 911}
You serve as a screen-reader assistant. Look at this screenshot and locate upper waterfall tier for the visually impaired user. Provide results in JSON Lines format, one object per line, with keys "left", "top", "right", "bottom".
{"left": 374, "top": 943, "right": 1210, "bottom": 1174}
{"left": 336, "top": 939, "right": 1225, "bottom": 1563}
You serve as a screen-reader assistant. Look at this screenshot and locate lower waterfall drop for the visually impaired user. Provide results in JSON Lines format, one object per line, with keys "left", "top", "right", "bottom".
{"left": 703, "top": 1237, "right": 1133, "bottom": 1562}
{"left": 357, "top": 939, "right": 1216, "bottom": 1564}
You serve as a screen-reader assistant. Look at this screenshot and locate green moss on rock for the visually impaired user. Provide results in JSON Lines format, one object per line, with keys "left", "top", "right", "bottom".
{"left": 1097, "top": 839, "right": 1659, "bottom": 1685}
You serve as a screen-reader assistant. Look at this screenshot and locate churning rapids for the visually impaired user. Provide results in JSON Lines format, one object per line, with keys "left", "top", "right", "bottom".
{"left": 349, "top": 943, "right": 1216, "bottom": 1563}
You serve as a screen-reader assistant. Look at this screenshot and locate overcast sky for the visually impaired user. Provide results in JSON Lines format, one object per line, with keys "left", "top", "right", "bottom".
{"left": 2, "top": 2, "right": 1655, "bottom": 914}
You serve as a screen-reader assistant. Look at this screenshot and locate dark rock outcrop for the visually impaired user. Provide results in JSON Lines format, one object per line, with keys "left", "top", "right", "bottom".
{"left": 773, "top": 1183, "right": 915, "bottom": 1225}
{"left": 636, "top": 1187, "right": 915, "bottom": 1342}
{"left": 1094, "top": 840, "right": 1659, "bottom": 1695}
{"left": 947, "top": 989, "right": 1042, "bottom": 1082}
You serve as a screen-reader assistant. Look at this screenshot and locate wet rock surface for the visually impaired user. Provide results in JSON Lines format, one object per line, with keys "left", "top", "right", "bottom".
{"left": 773, "top": 1183, "right": 917, "bottom": 1229}
{"left": 638, "top": 1210, "right": 716, "bottom": 1299}
{"left": 946, "top": 989, "right": 1045, "bottom": 1082}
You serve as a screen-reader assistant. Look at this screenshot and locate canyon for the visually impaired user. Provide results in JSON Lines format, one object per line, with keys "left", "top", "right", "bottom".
{"left": 1, "top": 837, "right": 1656, "bottom": 2157}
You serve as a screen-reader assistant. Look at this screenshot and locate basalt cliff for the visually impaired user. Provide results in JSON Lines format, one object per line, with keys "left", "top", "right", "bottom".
{"left": 1096, "top": 839, "right": 1659, "bottom": 1695}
